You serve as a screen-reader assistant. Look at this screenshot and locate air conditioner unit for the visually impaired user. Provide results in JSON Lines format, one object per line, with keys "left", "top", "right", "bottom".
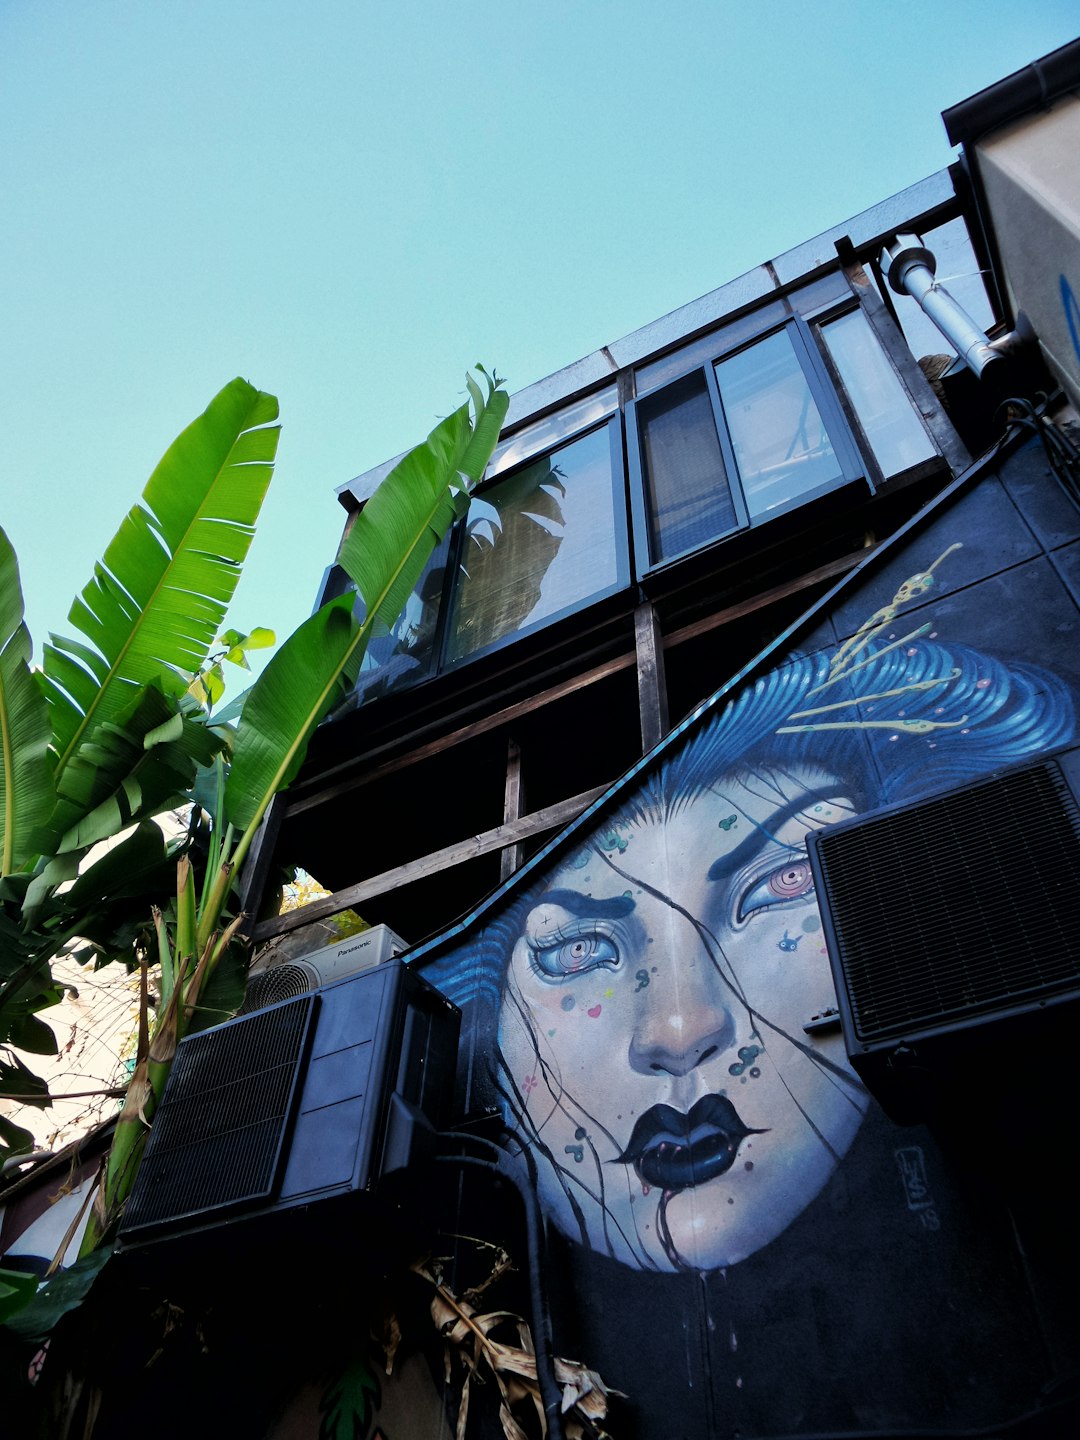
{"left": 117, "top": 959, "right": 458, "bottom": 1256}
{"left": 807, "top": 744, "right": 1080, "bottom": 1122}
{"left": 240, "top": 924, "right": 408, "bottom": 1014}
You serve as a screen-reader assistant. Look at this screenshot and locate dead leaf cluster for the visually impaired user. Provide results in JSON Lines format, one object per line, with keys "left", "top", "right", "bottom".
{"left": 410, "top": 1248, "right": 618, "bottom": 1440}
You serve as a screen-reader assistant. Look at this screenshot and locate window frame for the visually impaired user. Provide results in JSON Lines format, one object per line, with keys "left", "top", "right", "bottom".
{"left": 626, "top": 313, "right": 873, "bottom": 578}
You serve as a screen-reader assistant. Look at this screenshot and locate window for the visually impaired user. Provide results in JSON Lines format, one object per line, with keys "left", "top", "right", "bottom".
{"left": 352, "top": 536, "right": 451, "bottom": 702}
{"left": 629, "top": 318, "right": 865, "bottom": 571}
{"left": 332, "top": 274, "right": 946, "bottom": 709}
{"left": 445, "top": 422, "right": 627, "bottom": 665}
{"left": 338, "top": 414, "right": 628, "bottom": 701}
{"left": 636, "top": 371, "right": 740, "bottom": 563}
{"left": 715, "top": 328, "right": 847, "bottom": 519}
{"left": 819, "top": 309, "right": 937, "bottom": 477}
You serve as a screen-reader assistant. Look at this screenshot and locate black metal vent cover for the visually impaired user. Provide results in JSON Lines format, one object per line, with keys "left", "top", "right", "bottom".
{"left": 121, "top": 995, "right": 316, "bottom": 1238}
{"left": 810, "top": 756, "right": 1080, "bottom": 1045}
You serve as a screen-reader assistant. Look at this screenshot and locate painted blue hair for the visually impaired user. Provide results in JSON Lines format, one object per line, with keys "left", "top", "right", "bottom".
{"left": 421, "top": 636, "right": 1075, "bottom": 1017}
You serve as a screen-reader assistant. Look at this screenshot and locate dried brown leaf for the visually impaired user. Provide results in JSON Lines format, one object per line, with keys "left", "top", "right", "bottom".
{"left": 461, "top": 1244, "right": 514, "bottom": 1306}
{"left": 456, "top": 1372, "right": 471, "bottom": 1440}
{"left": 503, "top": 1374, "right": 538, "bottom": 1406}
{"left": 471, "top": 1308, "right": 527, "bottom": 1338}
{"left": 430, "top": 1292, "right": 463, "bottom": 1334}
{"left": 486, "top": 1340, "right": 538, "bottom": 1382}
{"left": 381, "top": 1311, "right": 402, "bottom": 1376}
{"left": 497, "top": 1397, "right": 531, "bottom": 1440}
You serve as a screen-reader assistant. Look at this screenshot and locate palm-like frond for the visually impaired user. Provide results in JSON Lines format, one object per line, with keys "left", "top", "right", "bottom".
{"left": 338, "top": 365, "right": 509, "bottom": 633}
{"left": 0, "top": 526, "right": 53, "bottom": 875}
{"left": 223, "top": 369, "right": 507, "bottom": 849}
{"left": 41, "top": 378, "right": 279, "bottom": 788}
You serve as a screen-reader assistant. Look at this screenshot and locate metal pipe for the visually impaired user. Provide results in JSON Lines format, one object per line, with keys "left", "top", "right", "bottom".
{"left": 881, "top": 233, "right": 1004, "bottom": 378}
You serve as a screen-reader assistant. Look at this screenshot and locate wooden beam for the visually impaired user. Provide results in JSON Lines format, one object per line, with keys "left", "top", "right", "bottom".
{"left": 282, "top": 651, "right": 636, "bottom": 818}
{"left": 665, "top": 548, "right": 865, "bottom": 649}
{"left": 634, "top": 599, "right": 669, "bottom": 751}
{"left": 500, "top": 738, "right": 525, "bottom": 882}
{"left": 251, "top": 783, "right": 609, "bottom": 942}
{"left": 252, "top": 550, "right": 871, "bottom": 939}
{"left": 283, "top": 550, "right": 866, "bottom": 824}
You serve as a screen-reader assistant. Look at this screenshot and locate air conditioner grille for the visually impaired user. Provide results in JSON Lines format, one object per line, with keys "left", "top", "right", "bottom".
{"left": 815, "top": 762, "right": 1080, "bottom": 1042}
{"left": 239, "top": 963, "right": 316, "bottom": 1014}
{"left": 121, "top": 995, "right": 316, "bottom": 1236}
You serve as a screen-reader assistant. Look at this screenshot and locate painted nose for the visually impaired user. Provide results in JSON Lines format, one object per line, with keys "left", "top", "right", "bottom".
{"left": 628, "top": 929, "right": 737, "bottom": 1077}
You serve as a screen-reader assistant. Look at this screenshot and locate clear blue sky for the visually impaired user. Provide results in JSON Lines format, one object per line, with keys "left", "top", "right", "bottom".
{"left": 2, "top": 1, "right": 1077, "bottom": 670}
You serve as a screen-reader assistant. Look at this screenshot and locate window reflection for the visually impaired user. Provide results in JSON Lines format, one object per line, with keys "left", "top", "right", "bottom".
{"left": 352, "top": 535, "right": 450, "bottom": 702}
{"left": 715, "top": 330, "right": 843, "bottom": 518}
{"left": 820, "top": 310, "right": 936, "bottom": 477}
{"left": 488, "top": 386, "right": 618, "bottom": 479}
{"left": 446, "top": 425, "right": 620, "bottom": 663}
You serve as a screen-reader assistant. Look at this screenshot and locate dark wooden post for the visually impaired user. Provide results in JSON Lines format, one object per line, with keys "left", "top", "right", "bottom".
{"left": 634, "top": 598, "right": 669, "bottom": 753}
{"left": 500, "top": 737, "right": 525, "bottom": 881}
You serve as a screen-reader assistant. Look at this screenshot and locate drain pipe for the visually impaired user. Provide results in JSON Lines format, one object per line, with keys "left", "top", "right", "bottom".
{"left": 881, "top": 233, "right": 1007, "bottom": 379}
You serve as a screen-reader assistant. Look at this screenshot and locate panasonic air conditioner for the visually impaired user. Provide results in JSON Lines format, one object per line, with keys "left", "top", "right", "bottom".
{"left": 240, "top": 923, "right": 409, "bottom": 1014}
{"left": 806, "top": 744, "right": 1080, "bottom": 1122}
{"left": 117, "top": 959, "right": 458, "bottom": 1255}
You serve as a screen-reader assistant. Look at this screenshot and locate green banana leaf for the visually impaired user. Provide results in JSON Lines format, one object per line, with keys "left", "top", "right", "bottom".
{"left": 33, "top": 684, "right": 222, "bottom": 860}
{"left": 339, "top": 365, "right": 508, "bottom": 633}
{"left": 0, "top": 526, "right": 53, "bottom": 876}
{"left": 223, "top": 370, "right": 507, "bottom": 851}
{"left": 222, "top": 595, "right": 358, "bottom": 835}
{"left": 40, "top": 378, "right": 279, "bottom": 791}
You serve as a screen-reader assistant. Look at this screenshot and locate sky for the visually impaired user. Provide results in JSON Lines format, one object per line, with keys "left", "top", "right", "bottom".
{"left": 2, "top": 0, "right": 1077, "bottom": 675}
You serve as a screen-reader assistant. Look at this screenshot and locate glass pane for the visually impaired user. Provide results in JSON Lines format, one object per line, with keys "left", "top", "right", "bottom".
{"left": 351, "top": 535, "right": 450, "bottom": 702}
{"left": 633, "top": 299, "right": 787, "bottom": 395}
{"left": 489, "top": 385, "right": 618, "bottom": 478}
{"left": 446, "top": 425, "right": 620, "bottom": 663}
{"left": 821, "top": 310, "right": 937, "bottom": 477}
{"left": 715, "top": 330, "right": 844, "bottom": 519}
{"left": 638, "top": 371, "right": 738, "bottom": 563}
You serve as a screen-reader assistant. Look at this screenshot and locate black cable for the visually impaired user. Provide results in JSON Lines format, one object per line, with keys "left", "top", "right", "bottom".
{"left": 432, "top": 1132, "right": 572, "bottom": 1440}
{"left": 998, "top": 394, "right": 1080, "bottom": 511}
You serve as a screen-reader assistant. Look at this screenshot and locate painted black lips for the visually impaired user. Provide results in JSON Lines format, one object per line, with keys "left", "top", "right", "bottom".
{"left": 615, "top": 1095, "right": 766, "bottom": 1193}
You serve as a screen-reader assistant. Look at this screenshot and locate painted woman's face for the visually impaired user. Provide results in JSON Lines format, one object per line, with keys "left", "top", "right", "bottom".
{"left": 497, "top": 763, "right": 870, "bottom": 1272}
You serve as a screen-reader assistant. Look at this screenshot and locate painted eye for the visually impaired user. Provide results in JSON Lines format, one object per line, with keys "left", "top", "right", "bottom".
{"left": 531, "top": 933, "right": 620, "bottom": 980}
{"left": 737, "top": 857, "right": 815, "bottom": 921}
{"left": 768, "top": 860, "right": 813, "bottom": 899}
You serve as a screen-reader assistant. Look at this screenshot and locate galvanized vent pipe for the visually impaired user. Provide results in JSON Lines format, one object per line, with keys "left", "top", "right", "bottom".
{"left": 881, "top": 233, "right": 1005, "bottom": 378}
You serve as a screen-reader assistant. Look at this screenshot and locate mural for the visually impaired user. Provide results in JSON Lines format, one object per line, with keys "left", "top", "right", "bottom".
{"left": 425, "top": 541, "right": 1075, "bottom": 1277}
{"left": 414, "top": 496, "right": 1080, "bottom": 1434}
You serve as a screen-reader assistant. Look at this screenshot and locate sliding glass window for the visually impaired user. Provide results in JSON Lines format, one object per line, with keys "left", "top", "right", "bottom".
{"left": 635, "top": 371, "right": 741, "bottom": 564}
{"left": 818, "top": 309, "right": 936, "bottom": 478}
{"left": 629, "top": 318, "right": 865, "bottom": 574}
{"left": 714, "top": 328, "right": 847, "bottom": 519}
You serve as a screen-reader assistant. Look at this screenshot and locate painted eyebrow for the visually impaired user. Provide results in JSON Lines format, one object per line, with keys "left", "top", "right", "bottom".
{"left": 529, "top": 888, "right": 637, "bottom": 920}
{"left": 706, "top": 789, "right": 849, "bottom": 882}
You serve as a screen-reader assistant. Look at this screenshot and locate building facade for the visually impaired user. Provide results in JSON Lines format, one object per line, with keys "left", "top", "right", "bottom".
{"left": 4, "top": 39, "right": 1080, "bottom": 1440}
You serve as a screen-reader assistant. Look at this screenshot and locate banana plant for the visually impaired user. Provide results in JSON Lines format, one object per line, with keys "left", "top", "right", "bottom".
{"left": 76, "top": 365, "right": 509, "bottom": 1252}
{"left": 1, "top": 378, "right": 280, "bottom": 1155}
{"left": 1, "top": 362, "right": 507, "bottom": 1287}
